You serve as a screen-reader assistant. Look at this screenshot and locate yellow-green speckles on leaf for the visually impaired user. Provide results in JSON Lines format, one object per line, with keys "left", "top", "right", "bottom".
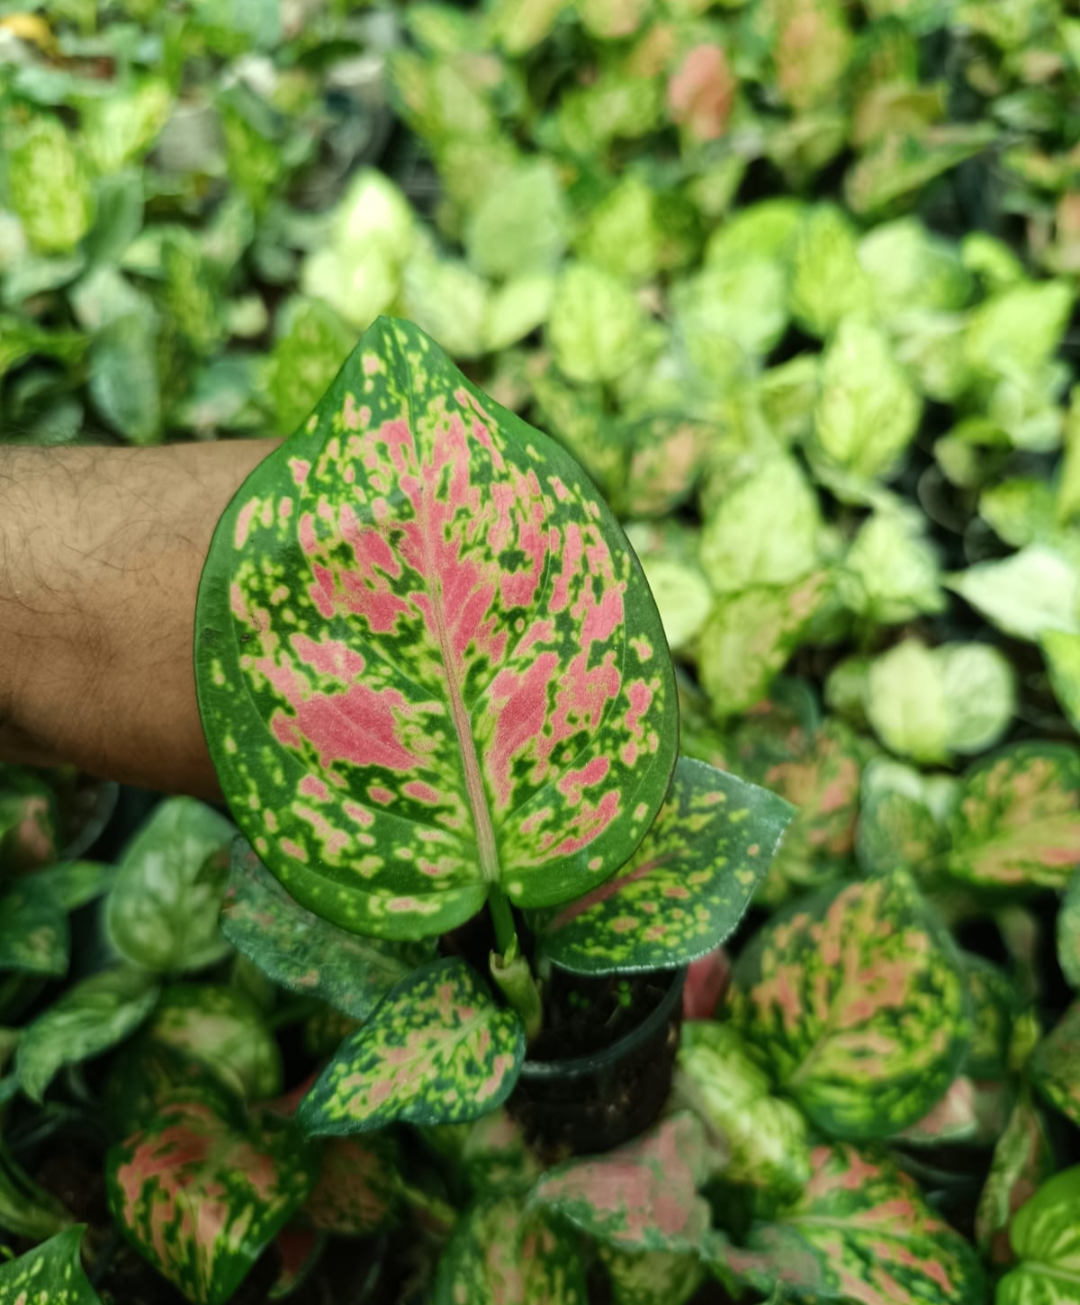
{"left": 0, "top": 1225, "right": 100, "bottom": 1305}
{"left": 297, "top": 958, "right": 525, "bottom": 1136}
{"left": 537, "top": 757, "right": 793, "bottom": 974}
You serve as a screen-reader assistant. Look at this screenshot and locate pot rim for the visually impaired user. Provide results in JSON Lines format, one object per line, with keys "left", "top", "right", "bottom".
{"left": 519, "top": 965, "right": 686, "bottom": 1082}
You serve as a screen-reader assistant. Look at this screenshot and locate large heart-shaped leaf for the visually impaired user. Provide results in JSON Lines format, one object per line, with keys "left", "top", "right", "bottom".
{"left": 106, "top": 797, "right": 235, "bottom": 973}
{"left": 106, "top": 1095, "right": 316, "bottom": 1305}
{"left": 536, "top": 757, "right": 792, "bottom": 974}
{"left": 146, "top": 984, "right": 282, "bottom": 1103}
{"left": 997, "top": 1166, "right": 1080, "bottom": 1305}
{"left": 946, "top": 744, "right": 1080, "bottom": 889}
{"left": 221, "top": 840, "right": 433, "bottom": 1019}
{"left": 298, "top": 957, "right": 525, "bottom": 1136}
{"left": 725, "top": 871, "right": 970, "bottom": 1140}
{"left": 195, "top": 316, "right": 677, "bottom": 939}
{"left": 1031, "top": 1000, "right": 1080, "bottom": 1129}
{"left": 715, "top": 1144, "right": 986, "bottom": 1305}
{"left": 435, "top": 1196, "right": 587, "bottom": 1305}
{"left": 0, "top": 877, "right": 69, "bottom": 978}
{"left": 530, "top": 1113, "right": 713, "bottom": 1254}
{"left": 0, "top": 1226, "right": 100, "bottom": 1305}
{"left": 16, "top": 966, "right": 160, "bottom": 1103}
{"left": 976, "top": 1095, "right": 1054, "bottom": 1265}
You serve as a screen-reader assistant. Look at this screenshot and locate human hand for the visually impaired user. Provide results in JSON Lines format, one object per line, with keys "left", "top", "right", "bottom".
{"left": 0, "top": 439, "right": 280, "bottom": 798}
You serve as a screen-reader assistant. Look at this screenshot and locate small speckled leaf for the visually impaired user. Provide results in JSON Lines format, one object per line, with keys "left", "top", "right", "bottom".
{"left": 146, "top": 984, "right": 282, "bottom": 1103}
{"left": 1058, "top": 871, "right": 1080, "bottom": 988}
{"left": 0, "top": 877, "right": 69, "bottom": 977}
{"left": 537, "top": 757, "right": 792, "bottom": 974}
{"left": 221, "top": 839, "right": 434, "bottom": 1019}
{"left": 530, "top": 1113, "right": 712, "bottom": 1254}
{"left": 0, "top": 1225, "right": 100, "bottom": 1305}
{"left": 976, "top": 1095, "right": 1054, "bottom": 1266}
{"left": 297, "top": 958, "right": 525, "bottom": 1136}
{"left": 726, "top": 872, "right": 970, "bottom": 1140}
{"left": 106, "top": 1096, "right": 316, "bottom": 1305}
{"left": 947, "top": 744, "right": 1080, "bottom": 889}
{"left": 856, "top": 788, "right": 943, "bottom": 877}
{"left": 435, "top": 1196, "right": 587, "bottom": 1305}
{"left": 736, "top": 1145, "right": 986, "bottom": 1305}
{"left": 998, "top": 1166, "right": 1080, "bottom": 1305}
{"left": 195, "top": 316, "right": 677, "bottom": 939}
{"left": 107, "top": 798, "right": 235, "bottom": 974}
{"left": 599, "top": 1246, "right": 704, "bottom": 1305}
{"left": 1030, "top": 1000, "right": 1080, "bottom": 1129}
{"left": 747, "top": 720, "right": 863, "bottom": 907}
{"left": 303, "top": 1134, "right": 402, "bottom": 1235}
{"left": 17, "top": 966, "right": 160, "bottom": 1104}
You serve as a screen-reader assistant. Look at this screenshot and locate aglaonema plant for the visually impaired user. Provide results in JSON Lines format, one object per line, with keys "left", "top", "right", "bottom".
{"left": 193, "top": 315, "right": 794, "bottom": 1139}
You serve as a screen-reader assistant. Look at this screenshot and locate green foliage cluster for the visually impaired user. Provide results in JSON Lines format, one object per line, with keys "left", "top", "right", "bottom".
{"left": 6, "top": 1, "right": 1080, "bottom": 1304}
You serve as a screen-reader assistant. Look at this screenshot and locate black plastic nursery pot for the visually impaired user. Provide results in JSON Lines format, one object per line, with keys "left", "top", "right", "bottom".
{"left": 509, "top": 966, "right": 687, "bottom": 1158}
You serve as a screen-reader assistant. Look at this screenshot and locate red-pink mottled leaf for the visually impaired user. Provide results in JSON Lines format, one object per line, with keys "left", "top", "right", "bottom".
{"left": 298, "top": 958, "right": 525, "bottom": 1135}
{"left": 435, "top": 1196, "right": 587, "bottom": 1305}
{"left": 530, "top": 1113, "right": 712, "bottom": 1253}
{"left": 682, "top": 948, "right": 730, "bottom": 1021}
{"left": 713, "top": 1144, "right": 986, "bottom": 1305}
{"left": 195, "top": 316, "right": 677, "bottom": 939}
{"left": 105, "top": 1096, "right": 317, "bottom": 1305}
{"left": 303, "top": 1133, "right": 402, "bottom": 1235}
{"left": 726, "top": 871, "right": 970, "bottom": 1140}
{"left": 947, "top": 743, "right": 1080, "bottom": 889}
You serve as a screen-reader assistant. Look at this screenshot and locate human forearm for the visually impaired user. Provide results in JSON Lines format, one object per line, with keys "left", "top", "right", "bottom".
{"left": 0, "top": 439, "right": 280, "bottom": 797}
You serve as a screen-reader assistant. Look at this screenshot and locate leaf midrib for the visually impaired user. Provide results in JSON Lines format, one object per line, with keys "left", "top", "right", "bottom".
{"left": 404, "top": 354, "right": 500, "bottom": 888}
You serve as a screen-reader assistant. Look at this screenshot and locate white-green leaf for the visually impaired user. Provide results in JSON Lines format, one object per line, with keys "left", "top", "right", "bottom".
{"left": 700, "top": 459, "right": 820, "bottom": 594}
{"left": 547, "top": 262, "right": 654, "bottom": 384}
{"left": 866, "top": 639, "right": 1014, "bottom": 764}
{"left": 947, "top": 546, "right": 1080, "bottom": 641}
{"left": 16, "top": 967, "right": 160, "bottom": 1103}
{"left": 812, "top": 317, "right": 921, "bottom": 483}
{"left": 997, "top": 1167, "right": 1080, "bottom": 1305}
{"left": 107, "top": 798, "right": 235, "bottom": 974}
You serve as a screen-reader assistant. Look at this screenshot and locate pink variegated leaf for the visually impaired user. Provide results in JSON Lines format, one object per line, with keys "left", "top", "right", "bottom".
{"left": 435, "top": 1196, "right": 586, "bottom": 1305}
{"left": 725, "top": 871, "right": 970, "bottom": 1140}
{"left": 105, "top": 1095, "right": 317, "bottom": 1305}
{"left": 298, "top": 958, "right": 525, "bottom": 1136}
{"left": 195, "top": 317, "right": 677, "bottom": 940}
{"left": 303, "top": 1133, "right": 402, "bottom": 1235}
{"left": 530, "top": 1113, "right": 712, "bottom": 1254}
{"left": 708, "top": 1145, "right": 986, "bottom": 1305}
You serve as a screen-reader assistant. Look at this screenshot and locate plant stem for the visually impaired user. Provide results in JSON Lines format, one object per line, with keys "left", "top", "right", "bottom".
{"left": 486, "top": 885, "right": 544, "bottom": 1042}
{"left": 487, "top": 883, "right": 518, "bottom": 956}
